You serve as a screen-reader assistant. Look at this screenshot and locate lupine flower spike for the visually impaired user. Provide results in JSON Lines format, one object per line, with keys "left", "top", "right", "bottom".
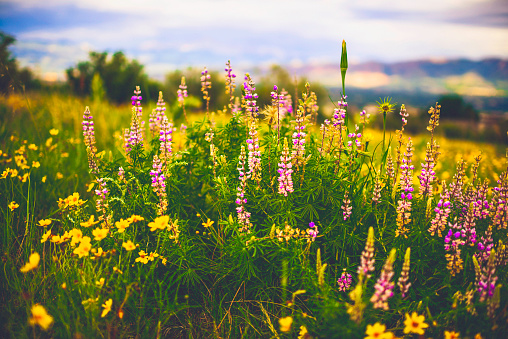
{"left": 201, "top": 67, "right": 212, "bottom": 119}
{"left": 177, "top": 76, "right": 189, "bottom": 123}
{"left": 82, "top": 106, "right": 99, "bottom": 173}
{"left": 397, "top": 247, "right": 411, "bottom": 297}
{"left": 358, "top": 227, "right": 375, "bottom": 278}
{"left": 395, "top": 138, "right": 414, "bottom": 238}
{"left": 371, "top": 248, "right": 396, "bottom": 310}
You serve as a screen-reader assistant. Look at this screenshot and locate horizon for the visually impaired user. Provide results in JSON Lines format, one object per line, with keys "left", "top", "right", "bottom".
{"left": 1, "top": 0, "right": 508, "bottom": 82}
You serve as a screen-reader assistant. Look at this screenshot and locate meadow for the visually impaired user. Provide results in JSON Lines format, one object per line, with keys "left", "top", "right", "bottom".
{"left": 0, "top": 51, "right": 507, "bottom": 339}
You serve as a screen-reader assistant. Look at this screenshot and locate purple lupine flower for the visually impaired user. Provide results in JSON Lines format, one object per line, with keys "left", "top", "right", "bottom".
{"left": 397, "top": 247, "right": 411, "bottom": 298}
{"left": 476, "top": 226, "right": 493, "bottom": 266}
{"left": 461, "top": 203, "right": 477, "bottom": 246}
{"left": 126, "top": 87, "right": 144, "bottom": 152}
{"left": 150, "top": 154, "right": 167, "bottom": 215}
{"left": 123, "top": 128, "right": 131, "bottom": 153}
{"left": 429, "top": 182, "right": 451, "bottom": 236}
{"left": 236, "top": 146, "right": 251, "bottom": 234}
{"left": 337, "top": 269, "right": 352, "bottom": 292}
{"left": 395, "top": 138, "right": 414, "bottom": 238}
{"left": 444, "top": 221, "right": 465, "bottom": 276}
{"left": 491, "top": 171, "right": 508, "bottom": 229}
{"left": 82, "top": 106, "right": 99, "bottom": 173}
{"left": 118, "top": 167, "right": 125, "bottom": 181}
{"left": 478, "top": 249, "right": 498, "bottom": 302}
{"left": 177, "top": 77, "right": 188, "bottom": 107}
{"left": 243, "top": 73, "right": 259, "bottom": 118}
{"left": 201, "top": 67, "right": 212, "bottom": 115}
{"left": 291, "top": 102, "right": 307, "bottom": 166}
{"left": 307, "top": 221, "right": 319, "bottom": 241}
{"left": 341, "top": 191, "right": 352, "bottom": 220}
{"left": 131, "top": 86, "right": 144, "bottom": 142}
{"left": 159, "top": 116, "right": 173, "bottom": 168}
{"left": 449, "top": 159, "right": 466, "bottom": 204}
{"left": 371, "top": 249, "right": 396, "bottom": 310}
{"left": 418, "top": 141, "right": 437, "bottom": 198}
{"left": 278, "top": 138, "right": 294, "bottom": 196}
{"left": 225, "top": 60, "right": 236, "bottom": 111}
{"left": 94, "top": 178, "right": 110, "bottom": 225}
{"left": 372, "top": 177, "right": 383, "bottom": 204}
{"left": 357, "top": 227, "right": 375, "bottom": 278}
{"left": 247, "top": 119, "right": 261, "bottom": 183}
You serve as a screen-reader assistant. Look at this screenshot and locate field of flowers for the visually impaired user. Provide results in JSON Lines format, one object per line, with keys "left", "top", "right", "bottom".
{"left": 0, "top": 46, "right": 507, "bottom": 338}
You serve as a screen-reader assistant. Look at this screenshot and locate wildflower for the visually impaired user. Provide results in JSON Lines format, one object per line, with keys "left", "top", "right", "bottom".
{"left": 20, "top": 252, "right": 40, "bottom": 272}
{"left": 337, "top": 269, "right": 352, "bottom": 292}
{"left": 201, "top": 67, "right": 212, "bottom": 115}
{"left": 73, "top": 237, "right": 92, "bottom": 258}
{"left": 56, "top": 172, "right": 63, "bottom": 179}
{"left": 403, "top": 312, "right": 428, "bottom": 335}
{"left": 478, "top": 249, "right": 498, "bottom": 302}
{"left": 28, "top": 304, "right": 54, "bottom": 330}
{"left": 101, "top": 299, "right": 112, "bottom": 317}
{"left": 61, "top": 283, "right": 66, "bottom": 289}
{"left": 135, "top": 250, "right": 149, "bottom": 264}
{"left": 429, "top": 183, "right": 451, "bottom": 236}
{"left": 202, "top": 218, "right": 214, "bottom": 228}
{"left": 397, "top": 247, "right": 411, "bottom": 297}
{"left": 10, "top": 169, "right": 18, "bottom": 177}
{"left": 243, "top": 73, "right": 259, "bottom": 118}
{"left": 41, "top": 230, "right": 52, "bottom": 243}
{"left": 8, "top": 201, "right": 19, "bottom": 211}
{"left": 113, "top": 266, "right": 123, "bottom": 274}
{"left": 122, "top": 240, "right": 137, "bottom": 251}
{"left": 92, "top": 227, "right": 109, "bottom": 241}
{"left": 94, "top": 247, "right": 105, "bottom": 258}
{"left": 445, "top": 331, "right": 460, "bottom": 339}
{"left": 371, "top": 249, "right": 396, "bottom": 310}
{"left": 298, "top": 325, "right": 310, "bottom": 339}
{"left": 150, "top": 154, "right": 168, "bottom": 215}
{"left": 1, "top": 170, "right": 8, "bottom": 179}
{"left": 28, "top": 144, "right": 38, "bottom": 151}
{"left": 116, "top": 218, "right": 131, "bottom": 233}
{"left": 358, "top": 227, "right": 376, "bottom": 278}
{"left": 365, "top": 322, "right": 390, "bottom": 339}
{"left": 236, "top": 146, "right": 251, "bottom": 234}
{"left": 41, "top": 176, "right": 47, "bottom": 183}
{"left": 395, "top": 138, "right": 414, "bottom": 238}
{"left": 148, "top": 215, "right": 170, "bottom": 232}
{"left": 279, "top": 316, "right": 293, "bottom": 332}
{"left": 96, "top": 277, "right": 105, "bottom": 288}
{"left": 32, "top": 161, "right": 40, "bottom": 168}
{"left": 278, "top": 138, "right": 294, "bottom": 196}
{"left": 81, "top": 215, "right": 99, "bottom": 228}
{"left": 49, "top": 128, "right": 59, "bottom": 135}
{"left": 70, "top": 228, "right": 83, "bottom": 246}
{"left": 246, "top": 119, "right": 262, "bottom": 183}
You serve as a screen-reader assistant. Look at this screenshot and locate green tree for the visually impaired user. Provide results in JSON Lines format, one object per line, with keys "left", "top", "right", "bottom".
{"left": 0, "top": 31, "right": 38, "bottom": 93}
{"left": 437, "top": 94, "right": 479, "bottom": 121}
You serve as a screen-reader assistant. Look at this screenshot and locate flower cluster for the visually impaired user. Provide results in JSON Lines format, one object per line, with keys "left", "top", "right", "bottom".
{"left": 429, "top": 182, "right": 451, "bottom": 236}
{"left": 444, "top": 221, "right": 465, "bottom": 276}
{"left": 225, "top": 60, "right": 236, "bottom": 109}
{"left": 397, "top": 247, "right": 411, "bottom": 297}
{"left": 243, "top": 73, "right": 259, "bottom": 118}
{"left": 127, "top": 86, "right": 144, "bottom": 151}
{"left": 159, "top": 116, "right": 173, "bottom": 168}
{"left": 395, "top": 138, "right": 414, "bottom": 238}
{"left": 94, "top": 178, "right": 110, "bottom": 225}
{"left": 347, "top": 126, "right": 362, "bottom": 149}
{"left": 235, "top": 146, "right": 251, "bottom": 233}
{"left": 292, "top": 103, "right": 308, "bottom": 166}
{"left": 478, "top": 249, "right": 498, "bottom": 303}
{"left": 149, "top": 91, "right": 167, "bottom": 137}
{"left": 307, "top": 221, "right": 319, "bottom": 241}
{"left": 449, "top": 159, "right": 466, "bottom": 204}
{"left": 246, "top": 119, "right": 261, "bottom": 183}
{"left": 82, "top": 106, "right": 98, "bottom": 173}
{"left": 358, "top": 227, "right": 375, "bottom": 278}
{"left": 341, "top": 191, "right": 352, "bottom": 221}
{"left": 476, "top": 226, "right": 493, "bottom": 266}
{"left": 150, "top": 154, "right": 167, "bottom": 216}
{"left": 201, "top": 67, "right": 212, "bottom": 114}
{"left": 371, "top": 249, "right": 396, "bottom": 310}
{"left": 337, "top": 269, "right": 352, "bottom": 292}
{"left": 491, "top": 171, "right": 508, "bottom": 229}
{"left": 177, "top": 77, "right": 188, "bottom": 108}
{"left": 278, "top": 138, "right": 294, "bottom": 196}
{"left": 419, "top": 141, "right": 437, "bottom": 198}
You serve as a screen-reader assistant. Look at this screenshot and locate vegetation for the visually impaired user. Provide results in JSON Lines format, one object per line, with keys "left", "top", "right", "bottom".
{"left": 0, "top": 42, "right": 507, "bottom": 339}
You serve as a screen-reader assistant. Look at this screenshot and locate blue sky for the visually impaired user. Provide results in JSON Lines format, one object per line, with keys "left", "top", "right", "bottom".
{"left": 1, "top": 0, "right": 507, "bottom": 81}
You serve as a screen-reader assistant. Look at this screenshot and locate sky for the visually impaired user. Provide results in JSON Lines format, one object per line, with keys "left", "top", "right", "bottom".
{"left": 1, "top": 0, "right": 507, "bottom": 81}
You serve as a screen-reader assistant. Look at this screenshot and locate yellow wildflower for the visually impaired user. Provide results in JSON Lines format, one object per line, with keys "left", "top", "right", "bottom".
{"left": 81, "top": 215, "right": 99, "bottom": 228}
{"left": 28, "top": 304, "right": 54, "bottom": 330}
{"left": 94, "top": 247, "right": 105, "bottom": 258}
{"left": 403, "top": 312, "right": 428, "bottom": 335}
{"left": 161, "top": 257, "right": 167, "bottom": 265}
{"left": 127, "top": 214, "right": 144, "bottom": 223}
{"left": 38, "top": 219, "right": 52, "bottom": 227}
{"left": 32, "top": 161, "right": 40, "bottom": 168}
{"left": 20, "top": 252, "right": 40, "bottom": 272}
{"left": 41, "top": 175, "right": 47, "bottom": 183}
{"left": 1, "top": 170, "right": 8, "bottom": 178}
{"left": 96, "top": 278, "right": 105, "bottom": 288}
{"left": 61, "top": 152, "right": 69, "bottom": 158}
{"left": 148, "top": 215, "right": 170, "bottom": 231}
{"left": 135, "top": 250, "right": 149, "bottom": 264}
{"left": 10, "top": 169, "right": 18, "bottom": 177}
{"left": 445, "top": 331, "right": 460, "bottom": 339}
{"left": 50, "top": 234, "right": 63, "bottom": 244}
{"left": 365, "top": 322, "right": 391, "bottom": 339}
{"left": 15, "top": 145, "right": 25, "bottom": 154}
{"left": 101, "top": 299, "right": 112, "bottom": 317}
{"left": 113, "top": 266, "right": 123, "bottom": 274}
{"left": 298, "top": 325, "right": 309, "bottom": 339}
{"left": 122, "top": 240, "right": 137, "bottom": 251}
{"left": 41, "top": 230, "right": 52, "bottom": 243}
{"left": 279, "top": 316, "right": 293, "bottom": 332}
{"left": 61, "top": 283, "right": 66, "bottom": 289}
{"left": 49, "top": 128, "right": 59, "bottom": 136}
{"left": 28, "top": 144, "right": 38, "bottom": 151}
{"left": 70, "top": 228, "right": 83, "bottom": 246}
{"left": 73, "top": 237, "right": 92, "bottom": 258}
{"left": 116, "top": 218, "right": 131, "bottom": 233}
{"left": 202, "top": 218, "right": 214, "bottom": 228}
{"left": 87, "top": 182, "right": 95, "bottom": 192}
{"left": 19, "top": 173, "right": 29, "bottom": 182}
{"left": 92, "top": 227, "right": 109, "bottom": 241}
{"left": 56, "top": 172, "right": 63, "bottom": 180}
{"left": 8, "top": 201, "right": 19, "bottom": 211}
